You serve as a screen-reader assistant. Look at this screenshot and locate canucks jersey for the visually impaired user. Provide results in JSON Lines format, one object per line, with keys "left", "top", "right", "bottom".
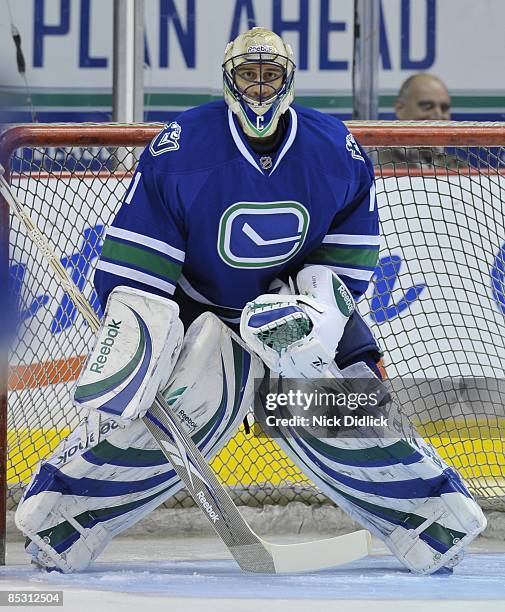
{"left": 94, "top": 101, "right": 379, "bottom": 324}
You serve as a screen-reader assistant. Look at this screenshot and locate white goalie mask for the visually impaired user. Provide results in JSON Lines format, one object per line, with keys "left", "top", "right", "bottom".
{"left": 222, "top": 27, "right": 295, "bottom": 138}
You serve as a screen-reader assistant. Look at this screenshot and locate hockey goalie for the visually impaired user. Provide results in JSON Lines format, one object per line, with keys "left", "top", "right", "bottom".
{"left": 15, "top": 27, "right": 486, "bottom": 575}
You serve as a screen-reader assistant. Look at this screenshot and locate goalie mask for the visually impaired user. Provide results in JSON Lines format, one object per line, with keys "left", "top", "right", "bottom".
{"left": 223, "top": 27, "right": 295, "bottom": 138}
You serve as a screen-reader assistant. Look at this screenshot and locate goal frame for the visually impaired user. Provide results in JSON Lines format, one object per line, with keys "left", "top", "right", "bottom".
{"left": 1, "top": 120, "right": 505, "bottom": 565}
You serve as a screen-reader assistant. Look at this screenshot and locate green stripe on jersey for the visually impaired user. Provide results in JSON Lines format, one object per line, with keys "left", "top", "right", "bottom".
{"left": 307, "top": 246, "right": 379, "bottom": 269}
{"left": 102, "top": 239, "right": 182, "bottom": 283}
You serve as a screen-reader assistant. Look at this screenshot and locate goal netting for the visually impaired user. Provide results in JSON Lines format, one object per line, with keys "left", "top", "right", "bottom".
{"left": 2, "top": 121, "right": 505, "bottom": 544}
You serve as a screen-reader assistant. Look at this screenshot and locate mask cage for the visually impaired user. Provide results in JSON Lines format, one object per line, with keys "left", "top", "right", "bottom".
{"left": 223, "top": 52, "right": 295, "bottom": 109}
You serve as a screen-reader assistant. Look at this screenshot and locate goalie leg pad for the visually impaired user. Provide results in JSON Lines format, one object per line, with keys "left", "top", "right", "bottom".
{"left": 16, "top": 313, "right": 264, "bottom": 572}
{"left": 262, "top": 362, "right": 486, "bottom": 575}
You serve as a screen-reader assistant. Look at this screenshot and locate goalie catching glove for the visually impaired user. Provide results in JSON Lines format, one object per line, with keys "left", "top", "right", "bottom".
{"left": 241, "top": 265, "right": 355, "bottom": 377}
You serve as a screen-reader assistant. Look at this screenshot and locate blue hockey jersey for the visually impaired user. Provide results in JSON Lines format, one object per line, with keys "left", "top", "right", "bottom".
{"left": 94, "top": 101, "right": 379, "bottom": 324}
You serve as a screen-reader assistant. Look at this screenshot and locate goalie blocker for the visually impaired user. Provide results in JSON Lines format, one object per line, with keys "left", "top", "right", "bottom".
{"left": 73, "top": 287, "right": 184, "bottom": 422}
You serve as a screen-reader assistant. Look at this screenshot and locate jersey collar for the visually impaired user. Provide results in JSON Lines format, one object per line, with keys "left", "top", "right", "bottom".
{"left": 227, "top": 107, "right": 298, "bottom": 177}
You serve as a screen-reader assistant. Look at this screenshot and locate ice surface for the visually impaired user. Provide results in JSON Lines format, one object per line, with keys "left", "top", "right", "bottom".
{"left": 2, "top": 554, "right": 505, "bottom": 600}
{"left": 1, "top": 536, "right": 504, "bottom": 611}
{"left": 2, "top": 552, "right": 505, "bottom": 598}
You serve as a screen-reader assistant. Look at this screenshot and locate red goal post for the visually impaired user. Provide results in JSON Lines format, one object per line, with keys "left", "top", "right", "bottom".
{"left": 1, "top": 121, "right": 505, "bottom": 564}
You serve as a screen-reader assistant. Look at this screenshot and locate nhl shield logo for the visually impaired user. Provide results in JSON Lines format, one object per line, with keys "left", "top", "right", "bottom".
{"left": 149, "top": 121, "right": 182, "bottom": 156}
{"left": 260, "top": 156, "right": 273, "bottom": 170}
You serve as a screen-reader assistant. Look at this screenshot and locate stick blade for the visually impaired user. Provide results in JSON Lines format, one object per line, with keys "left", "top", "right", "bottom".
{"left": 265, "top": 529, "right": 372, "bottom": 573}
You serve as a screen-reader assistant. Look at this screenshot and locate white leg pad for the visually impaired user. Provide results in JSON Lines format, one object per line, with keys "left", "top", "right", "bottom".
{"left": 263, "top": 362, "right": 486, "bottom": 574}
{"left": 16, "top": 313, "right": 263, "bottom": 572}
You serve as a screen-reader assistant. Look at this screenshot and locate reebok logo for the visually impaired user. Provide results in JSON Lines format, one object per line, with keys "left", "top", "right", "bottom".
{"left": 332, "top": 276, "right": 355, "bottom": 317}
{"left": 196, "top": 490, "right": 220, "bottom": 523}
{"left": 57, "top": 419, "right": 119, "bottom": 464}
{"left": 178, "top": 409, "right": 197, "bottom": 431}
{"left": 248, "top": 44, "right": 275, "bottom": 53}
{"left": 90, "top": 319, "right": 122, "bottom": 373}
{"left": 337, "top": 284, "right": 354, "bottom": 315}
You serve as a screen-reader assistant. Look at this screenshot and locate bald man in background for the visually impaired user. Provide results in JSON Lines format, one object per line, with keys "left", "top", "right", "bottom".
{"left": 380, "top": 73, "right": 464, "bottom": 168}
{"left": 395, "top": 73, "right": 451, "bottom": 121}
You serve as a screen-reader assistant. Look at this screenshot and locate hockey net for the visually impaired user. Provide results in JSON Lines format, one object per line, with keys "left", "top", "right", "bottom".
{"left": 1, "top": 122, "right": 505, "bottom": 549}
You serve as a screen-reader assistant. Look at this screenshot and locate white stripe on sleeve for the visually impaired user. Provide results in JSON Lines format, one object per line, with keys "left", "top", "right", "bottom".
{"left": 322, "top": 234, "right": 380, "bottom": 246}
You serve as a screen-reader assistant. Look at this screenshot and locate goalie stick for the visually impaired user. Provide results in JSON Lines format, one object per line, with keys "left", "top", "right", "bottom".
{"left": 0, "top": 164, "right": 371, "bottom": 573}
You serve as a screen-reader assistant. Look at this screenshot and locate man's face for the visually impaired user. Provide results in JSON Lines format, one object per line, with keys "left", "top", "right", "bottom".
{"left": 234, "top": 62, "right": 284, "bottom": 103}
{"left": 395, "top": 77, "right": 451, "bottom": 120}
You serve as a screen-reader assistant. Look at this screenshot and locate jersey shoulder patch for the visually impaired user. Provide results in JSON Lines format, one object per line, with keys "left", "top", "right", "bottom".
{"left": 149, "top": 121, "right": 182, "bottom": 156}
{"left": 345, "top": 133, "right": 365, "bottom": 163}
{"left": 144, "top": 102, "right": 231, "bottom": 171}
